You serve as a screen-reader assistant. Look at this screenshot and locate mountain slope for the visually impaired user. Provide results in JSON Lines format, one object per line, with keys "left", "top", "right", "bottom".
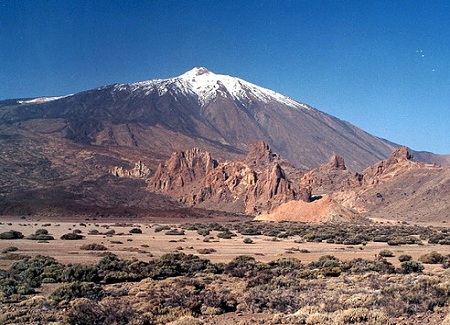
{"left": 2, "top": 67, "right": 402, "bottom": 171}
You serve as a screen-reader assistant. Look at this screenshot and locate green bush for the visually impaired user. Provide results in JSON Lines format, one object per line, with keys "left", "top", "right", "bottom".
{"left": 309, "top": 255, "right": 340, "bottom": 269}
{"left": 398, "top": 254, "right": 412, "bottom": 262}
{"left": 8, "top": 255, "right": 64, "bottom": 288}
{"left": 50, "top": 282, "right": 105, "bottom": 303}
{"left": 0, "top": 253, "right": 24, "bottom": 260}
{"left": 26, "top": 229, "right": 55, "bottom": 241}
{"left": 400, "top": 260, "right": 424, "bottom": 274}
{"left": 224, "top": 255, "right": 266, "bottom": 278}
{"left": 149, "top": 253, "right": 219, "bottom": 279}
{"left": 63, "top": 264, "right": 102, "bottom": 283}
{"left": 379, "top": 249, "right": 394, "bottom": 258}
{"left": 0, "top": 230, "right": 24, "bottom": 239}
{"left": 342, "top": 237, "right": 362, "bottom": 245}
{"left": 217, "top": 231, "right": 236, "bottom": 239}
{"left": 1, "top": 246, "right": 18, "bottom": 253}
{"left": 165, "top": 229, "right": 185, "bottom": 235}
{"left": 240, "top": 228, "right": 262, "bottom": 236}
{"left": 80, "top": 243, "right": 108, "bottom": 251}
{"left": 61, "top": 233, "right": 84, "bottom": 240}
{"left": 197, "top": 248, "right": 217, "bottom": 254}
{"left": 341, "top": 258, "right": 395, "bottom": 274}
{"left": 197, "top": 229, "right": 210, "bottom": 236}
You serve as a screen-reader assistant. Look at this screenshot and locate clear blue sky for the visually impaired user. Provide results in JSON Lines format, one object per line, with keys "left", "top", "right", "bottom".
{"left": 1, "top": 0, "right": 449, "bottom": 154}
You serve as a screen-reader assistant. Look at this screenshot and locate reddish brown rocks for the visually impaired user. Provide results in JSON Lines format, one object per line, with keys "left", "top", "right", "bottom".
{"left": 147, "top": 141, "right": 310, "bottom": 214}
{"left": 328, "top": 154, "right": 347, "bottom": 170}
{"left": 300, "top": 154, "right": 353, "bottom": 194}
{"left": 245, "top": 140, "right": 279, "bottom": 166}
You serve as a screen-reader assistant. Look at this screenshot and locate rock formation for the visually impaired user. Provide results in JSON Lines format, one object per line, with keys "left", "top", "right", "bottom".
{"left": 300, "top": 154, "right": 361, "bottom": 194}
{"left": 149, "top": 148, "right": 218, "bottom": 192}
{"left": 148, "top": 141, "right": 310, "bottom": 214}
{"left": 110, "top": 160, "right": 151, "bottom": 178}
{"left": 103, "top": 143, "right": 450, "bottom": 223}
{"left": 361, "top": 146, "right": 415, "bottom": 185}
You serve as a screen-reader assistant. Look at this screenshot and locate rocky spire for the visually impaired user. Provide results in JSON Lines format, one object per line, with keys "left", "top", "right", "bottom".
{"left": 245, "top": 140, "right": 279, "bottom": 166}
{"left": 328, "top": 154, "right": 346, "bottom": 170}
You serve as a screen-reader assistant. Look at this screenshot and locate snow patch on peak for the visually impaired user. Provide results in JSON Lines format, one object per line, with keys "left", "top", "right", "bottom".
{"left": 180, "top": 67, "right": 211, "bottom": 78}
{"left": 176, "top": 68, "right": 310, "bottom": 110}
{"left": 18, "top": 95, "right": 73, "bottom": 105}
{"left": 124, "top": 68, "right": 311, "bottom": 111}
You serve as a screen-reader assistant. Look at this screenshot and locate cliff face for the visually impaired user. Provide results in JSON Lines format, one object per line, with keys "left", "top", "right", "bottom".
{"left": 149, "top": 148, "right": 218, "bottom": 193}
{"left": 147, "top": 141, "right": 310, "bottom": 214}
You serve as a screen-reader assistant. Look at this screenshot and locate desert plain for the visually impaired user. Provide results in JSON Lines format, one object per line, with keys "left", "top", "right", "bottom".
{"left": 2, "top": 214, "right": 450, "bottom": 324}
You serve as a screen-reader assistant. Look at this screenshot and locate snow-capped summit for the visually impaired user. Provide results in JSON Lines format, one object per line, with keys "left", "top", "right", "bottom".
{"left": 125, "top": 67, "right": 310, "bottom": 109}
{"left": 178, "top": 66, "right": 211, "bottom": 78}
{"left": 175, "top": 67, "right": 310, "bottom": 109}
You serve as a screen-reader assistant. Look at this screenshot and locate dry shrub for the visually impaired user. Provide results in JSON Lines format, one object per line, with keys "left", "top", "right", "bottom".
{"left": 154, "top": 225, "right": 171, "bottom": 232}
{"left": 379, "top": 275, "right": 448, "bottom": 317}
{"left": 418, "top": 251, "right": 445, "bottom": 264}
{"left": 80, "top": 243, "right": 108, "bottom": 251}
{"left": 197, "top": 248, "right": 216, "bottom": 254}
{"left": 66, "top": 297, "right": 145, "bottom": 325}
{"left": 280, "top": 306, "right": 325, "bottom": 324}
{"left": 167, "top": 315, "right": 204, "bottom": 325}
{"left": 331, "top": 307, "right": 390, "bottom": 325}
{"left": 200, "top": 306, "right": 222, "bottom": 315}
{"left": 305, "top": 312, "right": 331, "bottom": 324}
{"left": 342, "top": 293, "right": 378, "bottom": 309}
{"left": 442, "top": 309, "right": 450, "bottom": 325}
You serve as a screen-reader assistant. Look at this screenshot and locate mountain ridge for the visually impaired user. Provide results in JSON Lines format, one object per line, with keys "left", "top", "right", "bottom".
{"left": 5, "top": 68, "right": 447, "bottom": 169}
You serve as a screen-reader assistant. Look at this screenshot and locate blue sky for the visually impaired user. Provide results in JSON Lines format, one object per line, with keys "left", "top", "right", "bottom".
{"left": 1, "top": 0, "right": 449, "bottom": 154}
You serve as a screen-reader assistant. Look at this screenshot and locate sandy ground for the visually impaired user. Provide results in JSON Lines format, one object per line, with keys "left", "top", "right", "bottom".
{"left": 1, "top": 216, "right": 450, "bottom": 273}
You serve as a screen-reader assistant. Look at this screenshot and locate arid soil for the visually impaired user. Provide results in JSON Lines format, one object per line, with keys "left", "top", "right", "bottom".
{"left": 2, "top": 216, "right": 450, "bottom": 324}
{"left": 1, "top": 217, "right": 449, "bottom": 270}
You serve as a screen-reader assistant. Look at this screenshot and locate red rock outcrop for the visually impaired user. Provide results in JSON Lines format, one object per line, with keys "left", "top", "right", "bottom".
{"left": 245, "top": 140, "right": 279, "bottom": 166}
{"left": 147, "top": 142, "right": 310, "bottom": 214}
{"left": 149, "top": 148, "right": 217, "bottom": 192}
{"left": 300, "top": 154, "right": 361, "bottom": 194}
{"left": 361, "top": 146, "right": 414, "bottom": 185}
